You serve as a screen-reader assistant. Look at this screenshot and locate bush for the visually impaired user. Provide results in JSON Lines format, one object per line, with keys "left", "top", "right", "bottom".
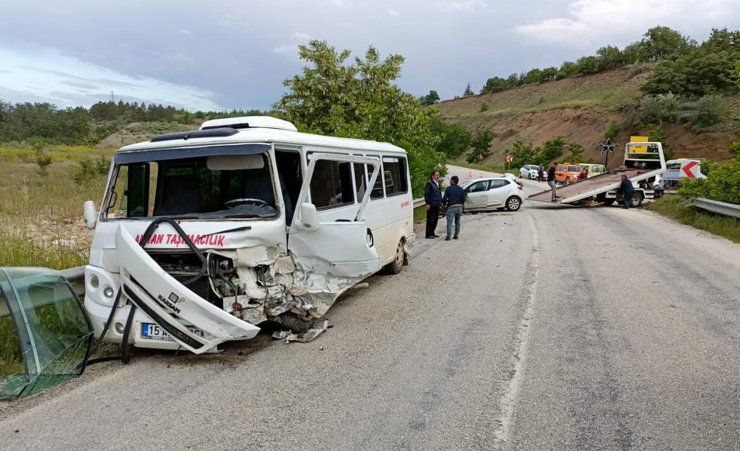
{"left": 34, "top": 150, "right": 52, "bottom": 176}
{"left": 678, "top": 157, "right": 740, "bottom": 204}
{"left": 72, "top": 157, "right": 109, "bottom": 186}
{"left": 637, "top": 93, "right": 681, "bottom": 124}
{"left": 692, "top": 95, "right": 727, "bottom": 131}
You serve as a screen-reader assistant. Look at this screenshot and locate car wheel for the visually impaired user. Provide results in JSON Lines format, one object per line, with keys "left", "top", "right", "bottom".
{"left": 506, "top": 196, "right": 521, "bottom": 211}
{"left": 629, "top": 192, "right": 643, "bottom": 207}
{"left": 384, "top": 239, "right": 405, "bottom": 275}
{"left": 280, "top": 313, "right": 316, "bottom": 334}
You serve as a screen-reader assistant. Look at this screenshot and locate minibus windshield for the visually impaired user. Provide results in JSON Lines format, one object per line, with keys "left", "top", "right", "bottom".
{"left": 103, "top": 152, "right": 278, "bottom": 220}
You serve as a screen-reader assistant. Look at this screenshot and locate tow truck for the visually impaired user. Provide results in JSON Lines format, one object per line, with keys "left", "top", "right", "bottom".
{"left": 528, "top": 141, "right": 666, "bottom": 207}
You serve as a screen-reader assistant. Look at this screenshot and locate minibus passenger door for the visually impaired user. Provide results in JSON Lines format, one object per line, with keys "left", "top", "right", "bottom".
{"left": 288, "top": 154, "right": 382, "bottom": 278}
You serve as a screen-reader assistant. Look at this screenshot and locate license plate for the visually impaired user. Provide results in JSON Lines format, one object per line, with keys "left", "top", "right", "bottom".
{"left": 141, "top": 323, "right": 204, "bottom": 342}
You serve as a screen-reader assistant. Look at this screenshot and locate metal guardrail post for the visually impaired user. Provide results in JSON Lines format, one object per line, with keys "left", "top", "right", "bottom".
{"left": 679, "top": 198, "right": 740, "bottom": 219}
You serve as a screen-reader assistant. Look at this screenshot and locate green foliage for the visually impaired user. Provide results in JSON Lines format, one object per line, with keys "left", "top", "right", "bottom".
{"left": 463, "top": 83, "right": 474, "bottom": 97}
{"left": 275, "top": 40, "right": 445, "bottom": 196}
{"left": 604, "top": 121, "right": 620, "bottom": 140}
{"left": 72, "top": 156, "right": 110, "bottom": 186}
{"left": 565, "top": 143, "right": 584, "bottom": 162}
{"left": 506, "top": 137, "right": 567, "bottom": 168}
{"left": 480, "top": 102, "right": 489, "bottom": 112}
{"left": 596, "top": 45, "right": 625, "bottom": 71}
{"left": 466, "top": 128, "right": 492, "bottom": 163}
{"left": 430, "top": 118, "right": 471, "bottom": 158}
{"left": 575, "top": 56, "right": 600, "bottom": 75}
{"left": 646, "top": 195, "right": 739, "bottom": 243}
{"left": 639, "top": 26, "right": 695, "bottom": 62}
{"left": 692, "top": 95, "right": 727, "bottom": 131}
{"left": 731, "top": 140, "right": 740, "bottom": 156}
{"left": 34, "top": 150, "right": 52, "bottom": 176}
{"left": 637, "top": 94, "right": 681, "bottom": 124}
{"left": 678, "top": 156, "right": 740, "bottom": 205}
{"left": 420, "top": 90, "right": 440, "bottom": 106}
{"left": 537, "top": 138, "right": 566, "bottom": 165}
{"left": 508, "top": 139, "right": 537, "bottom": 168}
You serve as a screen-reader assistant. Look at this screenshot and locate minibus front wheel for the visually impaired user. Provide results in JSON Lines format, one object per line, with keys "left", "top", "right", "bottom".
{"left": 384, "top": 239, "right": 405, "bottom": 275}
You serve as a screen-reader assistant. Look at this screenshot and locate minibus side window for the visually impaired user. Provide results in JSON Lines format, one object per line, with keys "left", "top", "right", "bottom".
{"left": 382, "top": 157, "right": 408, "bottom": 196}
{"left": 366, "top": 155, "right": 384, "bottom": 199}
{"left": 353, "top": 163, "right": 366, "bottom": 202}
{"left": 310, "top": 160, "right": 355, "bottom": 209}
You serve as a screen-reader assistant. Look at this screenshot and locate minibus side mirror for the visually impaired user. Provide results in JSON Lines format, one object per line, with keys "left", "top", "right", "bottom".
{"left": 299, "top": 203, "right": 320, "bottom": 231}
{"left": 83, "top": 200, "right": 98, "bottom": 229}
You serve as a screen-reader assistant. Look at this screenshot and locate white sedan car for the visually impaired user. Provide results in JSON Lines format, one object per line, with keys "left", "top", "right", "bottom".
{"left": 519, "top": 164, "right": 540, "bottom": 179}
{"left": 461, "top": 176, "right": 524, "bottom": 212}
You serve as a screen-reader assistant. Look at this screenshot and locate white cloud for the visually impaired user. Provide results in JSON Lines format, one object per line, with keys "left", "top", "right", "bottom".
{"left": 389, "top": 9, "right": 402, "bottom": 17}
{"left": 178, "top": 29, "right": 194, "bottom": 38}
{"left": 324, "top": 0, "right": 352, "bottom": 7}
{"left": 290, "top": 32, "right": 312, "bottom": 42}
{"left": 274, "top": 32, "right": 312, "bottom": 56}
{"left": 0, "top": 46, "right": 221, "bottom": 111}
{"left": 516, "top": 0, "right": 738, "bottom": 47}
{"left": 440, "top": 0, "right": 488, "bottom": 12}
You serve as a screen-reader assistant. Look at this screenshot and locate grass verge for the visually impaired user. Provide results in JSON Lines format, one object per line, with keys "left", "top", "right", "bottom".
{"left": 645, "top": 196, "right": 740, "bottom": 243}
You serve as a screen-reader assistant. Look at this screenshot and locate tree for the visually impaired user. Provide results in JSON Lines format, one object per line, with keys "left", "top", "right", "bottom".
{"left": 275, "top": 40, "right": 445, "bottom": 196}
{"left": 420, "top": 90, "right": 440, "bottom": 106}
{"left": 565, "top": 143, "right": 584, "bottom": 162}
{"left": 640, "top": 26, "right": 694, "bottom": 62}
{"left": 430, "top": 118, "right": 471, "bottom": 158}
{"left": 480, "top": 76, "right": 507, "bottom": 94}
{"left": 463, "top": 83, "right": 474, "bottom": 97}
{"left": 466, "top": 128, "right": 492, "bottom": 163}
{"left": 596, "top": 45, "right": 625, "bottom": 71}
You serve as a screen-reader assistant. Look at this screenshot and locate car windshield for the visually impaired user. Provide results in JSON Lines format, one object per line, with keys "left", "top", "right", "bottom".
{"left": 104, "top": 152, "right": 278, "bottom": 220}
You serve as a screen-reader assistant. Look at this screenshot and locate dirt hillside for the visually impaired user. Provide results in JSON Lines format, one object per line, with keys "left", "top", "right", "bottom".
{"left": 435, "top": 67, "right": 738, "bottom": 167}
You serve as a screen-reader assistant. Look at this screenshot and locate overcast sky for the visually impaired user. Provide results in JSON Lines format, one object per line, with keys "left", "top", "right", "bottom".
{"left": 1, "top": 0, "right": 738, "bottom": 112}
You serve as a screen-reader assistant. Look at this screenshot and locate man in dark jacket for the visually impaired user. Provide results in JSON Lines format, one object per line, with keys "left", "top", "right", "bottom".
{"left": 547, "top": 164, "right": 558, "bottom": 201}
{"left": 619, "top": 174, "right": 635, "bottom": 209}
{"left": 442, "top": 175, "right": 467, "bottom": 240}
{"left": 424, "top": 170, "right": 443, "bottom": 238}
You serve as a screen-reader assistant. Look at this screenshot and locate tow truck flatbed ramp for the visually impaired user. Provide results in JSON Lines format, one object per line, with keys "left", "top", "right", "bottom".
{"left": 529, "top": 169, "right": 646, "bottom": 204}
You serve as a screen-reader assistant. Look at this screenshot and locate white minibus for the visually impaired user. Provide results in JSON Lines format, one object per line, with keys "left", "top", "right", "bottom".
{"left": 82, "top": 116, "right": 414, "bottom": 353}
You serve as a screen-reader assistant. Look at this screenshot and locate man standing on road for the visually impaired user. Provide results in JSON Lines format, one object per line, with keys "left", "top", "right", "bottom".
{"left": 537, "top": 165, "right": 544, "bottom": 182}
{"left": 424, "top": 170, "right": 443, "bottom": 238}
{"left": 619, "top": 174, "right": 635, "bottom": 209}
{"left": 442, "top": 175, "right": 466, "bottom": 241}
{"left": 547, "top": 163, "right": 558, "bottom": 201}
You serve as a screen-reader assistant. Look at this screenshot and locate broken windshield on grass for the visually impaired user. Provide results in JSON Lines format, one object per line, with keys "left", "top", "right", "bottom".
{"left": 104, "top": 148, "right": 279, "bottom": 220}
{"left": 0, "top": 268, "right": 93, "bottom": 400}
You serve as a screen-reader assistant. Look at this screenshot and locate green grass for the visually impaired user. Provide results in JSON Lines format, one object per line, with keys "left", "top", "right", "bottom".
{"left": 645, "top": 195, "right": 740, "bottom": 243}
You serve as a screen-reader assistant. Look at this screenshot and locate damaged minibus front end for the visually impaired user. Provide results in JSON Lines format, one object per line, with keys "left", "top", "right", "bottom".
{"left": 83, "top": 125, "right": 382, "bottom": 354}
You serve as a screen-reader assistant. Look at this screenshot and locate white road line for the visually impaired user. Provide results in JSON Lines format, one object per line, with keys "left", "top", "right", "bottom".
{"left": 493, "top": 211, "right": 539, "bottom": 447}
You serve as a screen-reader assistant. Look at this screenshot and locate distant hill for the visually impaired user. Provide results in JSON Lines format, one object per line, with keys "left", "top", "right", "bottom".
{"left": 435, "top": 66, "right": 738, "bottom": 167}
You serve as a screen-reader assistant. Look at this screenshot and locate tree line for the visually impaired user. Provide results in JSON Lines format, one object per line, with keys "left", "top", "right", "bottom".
{"left": 418, "top": 27, "right": 738, "bottom": 103}
{"left": 0, "top": 100, "right": 262, "bottom": 145}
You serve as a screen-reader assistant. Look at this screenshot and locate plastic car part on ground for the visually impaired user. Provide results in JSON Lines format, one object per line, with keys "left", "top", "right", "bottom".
{"left": 0, "top": 267, "right": 93, "bottom": 400}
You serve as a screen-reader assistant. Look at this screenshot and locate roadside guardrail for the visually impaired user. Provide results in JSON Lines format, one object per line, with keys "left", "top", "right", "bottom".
{"left": 680, "top": 197, "right": 740, "bottom": 219}
{"left": 413, "top": 197, "right": 424, "bottom": 208}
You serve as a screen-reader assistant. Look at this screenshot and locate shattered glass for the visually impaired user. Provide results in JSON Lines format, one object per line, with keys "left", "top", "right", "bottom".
{"left": 0, "top": 268, "right": 93, "bottom": 400}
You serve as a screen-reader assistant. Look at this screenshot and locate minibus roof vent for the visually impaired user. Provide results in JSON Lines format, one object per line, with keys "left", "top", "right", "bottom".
{"left": 199, "top": 116, "right": 298, "bottom": 132}
{"left": 150, "top": 127, "right": 239, "bottom": 142}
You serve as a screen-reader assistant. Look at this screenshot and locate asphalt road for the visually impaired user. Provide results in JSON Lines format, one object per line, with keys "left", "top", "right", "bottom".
{"left": 1, "top": 174, "right": 738, "bottom": 450}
